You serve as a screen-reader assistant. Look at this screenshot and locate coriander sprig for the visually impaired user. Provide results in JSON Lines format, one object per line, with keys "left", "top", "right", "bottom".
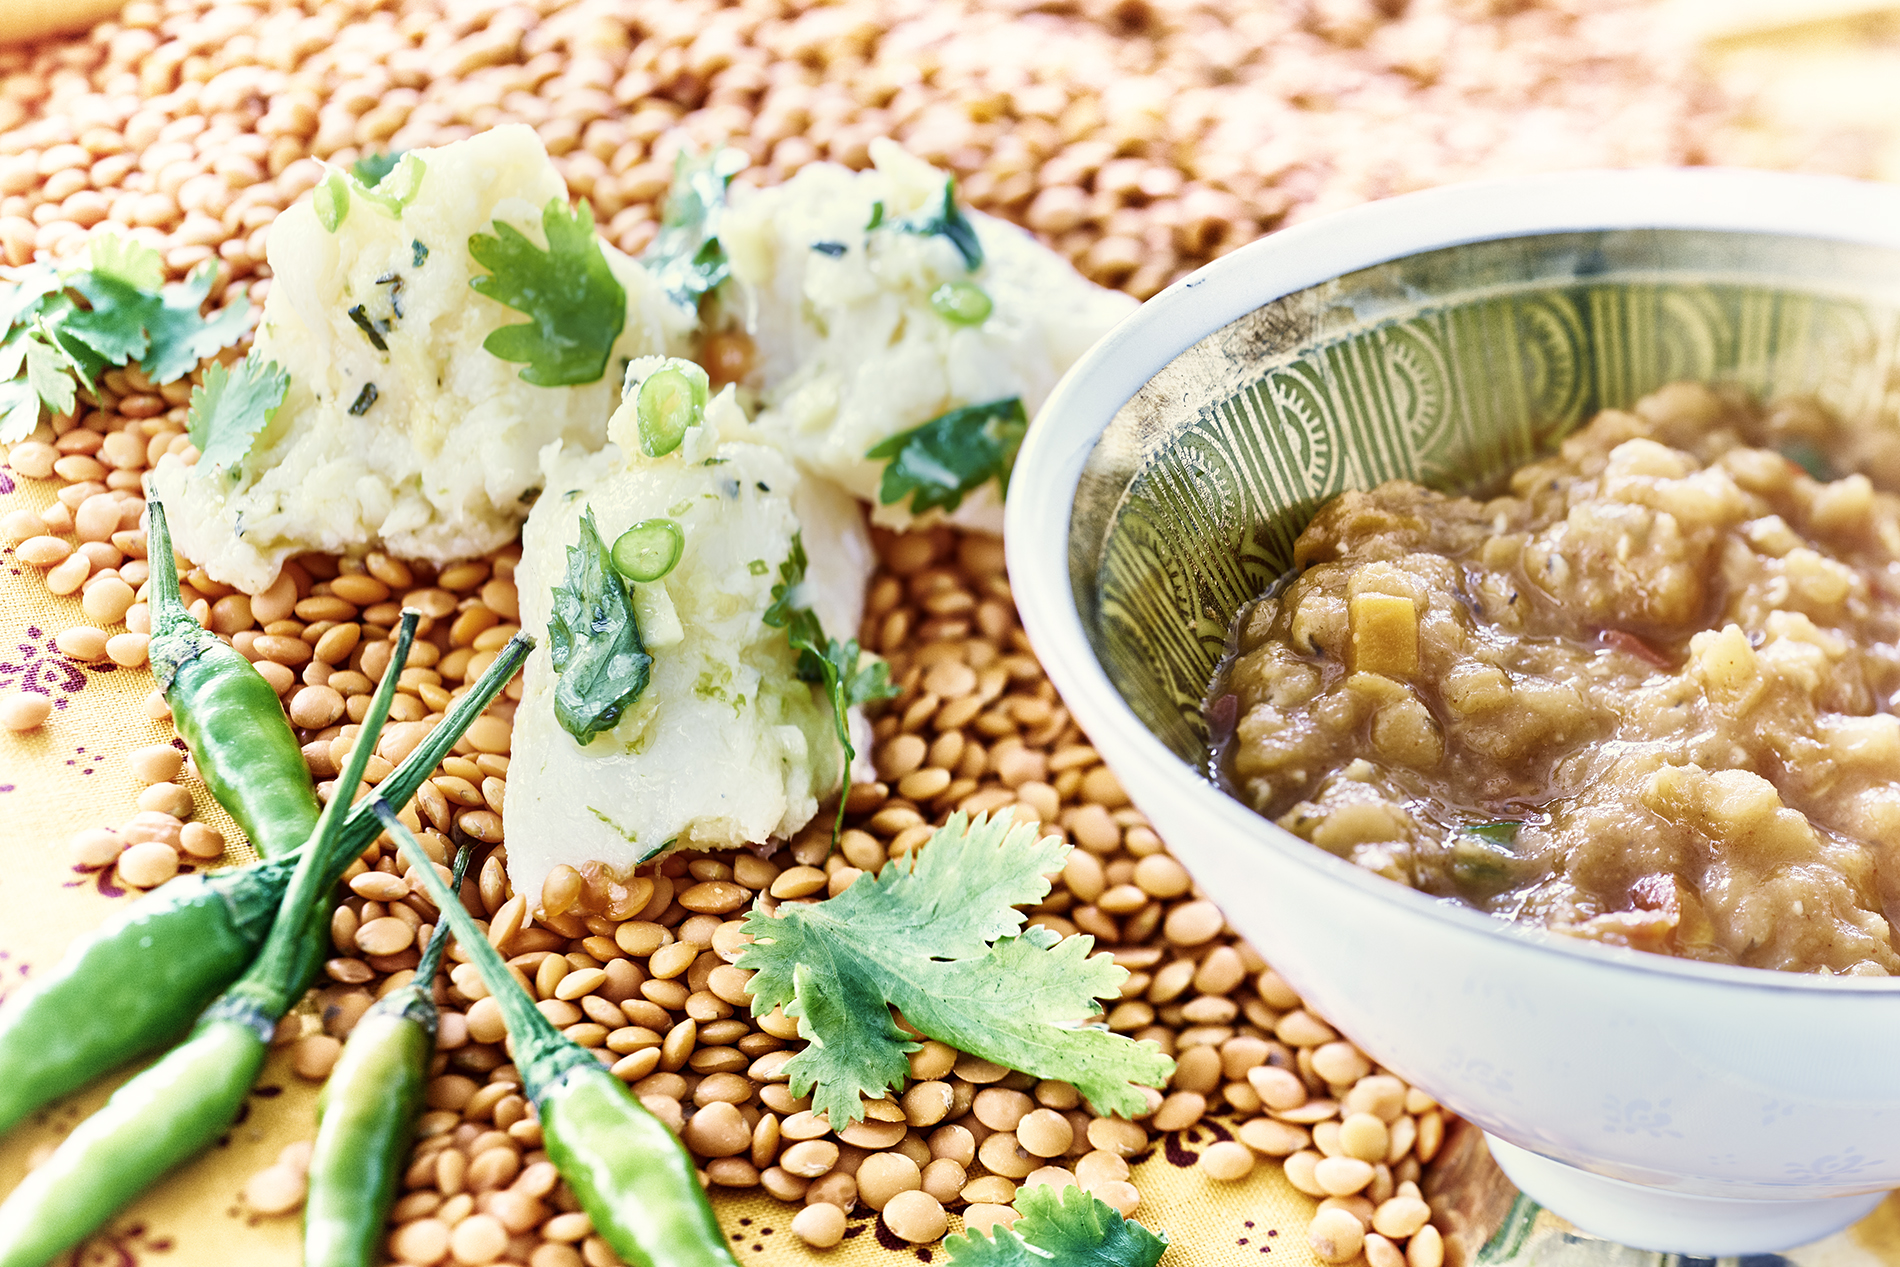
{"left": 0, "top": 233, "right": 250, "bottom": 443}
{"left": 737, "top": 812, "right": 1176, "bottom": 1128}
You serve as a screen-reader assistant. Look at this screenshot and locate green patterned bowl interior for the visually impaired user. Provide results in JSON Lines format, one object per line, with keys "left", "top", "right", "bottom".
{"left": 1070, "top": 229, "right": 1900, "bottom": 764}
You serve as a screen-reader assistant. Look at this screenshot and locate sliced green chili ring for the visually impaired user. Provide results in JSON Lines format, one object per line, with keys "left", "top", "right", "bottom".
{"left": 636, "top": 363, "right": 709, "bottom": 457}
{"left": 355, "top": 153, "right": 426, "bottom": 217}
{"left": 314, "top": 172, "right": 350, "bottom": 233}
{"left": 929, "top": 280, "right": 992, "bottom": 326}
{"left": 610, "top": 518, "right": 685, "bottom": 583}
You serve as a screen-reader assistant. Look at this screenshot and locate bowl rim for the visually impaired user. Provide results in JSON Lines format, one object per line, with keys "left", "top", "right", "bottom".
{"left": 1006, "top": 166, "right": 1900, "bottom": 998}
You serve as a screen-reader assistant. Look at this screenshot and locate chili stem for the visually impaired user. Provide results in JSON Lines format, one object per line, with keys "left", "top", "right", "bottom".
{"left": 330, "top": 630, "right": 531, "bottom": 877}
{"left": 0, "top": 629, "right": 531, "bottom": 1140}
{"left": 374, "top": 801, "right": 581, "bottom": 1079}
{"left": 0, "top": 618, "right": 418, "bottom": 1266}
{"left": 222, "top": 611, "right": 415, "bottom": 1023}
{"left": 377, "top": 805, "right": 741, "bottom": 1267}
{"left": 412, "top": 841, "right": 473, "bottom": 984}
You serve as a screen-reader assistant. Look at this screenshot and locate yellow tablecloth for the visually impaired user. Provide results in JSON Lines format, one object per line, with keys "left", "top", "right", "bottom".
{"left": 9, "top": 2, "right": 1900, "bottom": 1264}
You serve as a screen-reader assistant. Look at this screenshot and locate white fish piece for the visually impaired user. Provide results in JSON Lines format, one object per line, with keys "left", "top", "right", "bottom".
{"left": 150, "top": 125, "right": 691, "bottom": 593}
{"left": 504, "top": 380, "right": 875, "bottom": 906}
{"left": 721, "top": 138, "right": 1137, "bottom": 532}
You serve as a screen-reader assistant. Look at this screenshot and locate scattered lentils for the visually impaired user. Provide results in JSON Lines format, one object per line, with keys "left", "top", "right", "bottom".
{"left": 3, "top": 0, "right": 1714, "bottom": 1255}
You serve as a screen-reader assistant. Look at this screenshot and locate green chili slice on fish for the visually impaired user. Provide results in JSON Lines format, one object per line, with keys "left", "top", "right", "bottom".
{"left": 610, "top": 518, "right": 685, "bottom": 583}
{"left": 636, "top": 363, "right": 708, "bottom": 457}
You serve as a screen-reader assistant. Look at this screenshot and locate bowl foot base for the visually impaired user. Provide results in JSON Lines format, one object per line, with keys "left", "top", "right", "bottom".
{"left": 1483, "top": 1134, "right": 1887, "bottom": 1255}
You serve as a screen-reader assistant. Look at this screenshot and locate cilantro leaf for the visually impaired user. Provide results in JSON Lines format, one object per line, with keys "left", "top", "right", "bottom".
{"left": 82, "top": 233, "right": 165, "bottom": 291}
{"left": 146, "top": 268, "right": 251, "bottom": 384}
{"left": 0, "top": 263, "right": 63, "bottom": 333}
{"left": 945, "top": 1186, "right": 1168, "bottom": 1267}
{"left": 38, "top": 306, "right": 108, "bottom": 392}
{"left": 186, "top": 355, "right": 289, "bottom": 476}
{"left": 737, "top": 813, "right": 1175, "bottom": 1127}
{"left": 351, "top": 150, "right": 403, "bottom": 187}
{"left": 548, "top": 507, "right": 651, "bottom": 745}
{"left": 1, "top": 236, "right": 257, "bottom": 442}
{"left": 470, "top": 198, "right": 626, "bottom": 387}
{"left": 60, "top": 234, "right": 170, "bottom": 363}
{"left": 900, "top": 178, "right": 984, "bottom": 271}
{"left": 40, "top": 235, "right": 249, "bottom": 385}
{"left": 868, "top": 397, "right": 1027, "bottom": 516}
{"left": 0, "top": 378, "right": 37, "bottom": 443}
{"left": 642, "top": 148, "right": 747, "bottom": 310}
{"left": 58, "top": 286, "right": 149, "bottom": 363}
{"left": 22, "top": 333, "right": 76, "bottom": 419}
{"left": 763, "top": 534, "right": 899, "bottom": 836}
{"left": 763, "top": 531, "right": 810, "bottom": 631}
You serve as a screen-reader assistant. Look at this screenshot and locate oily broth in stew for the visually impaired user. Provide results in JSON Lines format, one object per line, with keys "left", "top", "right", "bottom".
{"left": 1209, "top": 382, "right": 1900, "bottom": 976}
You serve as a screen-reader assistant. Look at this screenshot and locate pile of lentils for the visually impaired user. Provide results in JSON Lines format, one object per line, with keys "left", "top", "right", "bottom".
{"left": 0, "top": 0, "right": 1721, "bottom": 295}
{"left": 0, "top": 0, "right": 1737, "bottom": 1262}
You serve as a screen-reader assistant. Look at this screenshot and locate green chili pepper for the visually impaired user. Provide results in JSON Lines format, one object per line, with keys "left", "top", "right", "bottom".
{"left": 636, "top": 361, "right": 709, "bottom": 457}
{"left": 0, "top": 615, "right": 417, "bottom": 1267}
{"left": 315, "top": 171, "right": 350, "bottom": 233}
{"left": 610, "top": 518, "right": 685, "bottom": 583}
{"left": 381, "top": 804, "right": 741, "bottom": 1267}
{"left": 303, "top": 841, "right": 474, "bottom": 1267}
{"left": 0, "top": 860, "right": 277, "bottom": 1139}
{"left": 0, "top": 630, "right": 532, "bottom": 1138}
{"left": 147, "top": 497, "right": 321, "bottom": 861}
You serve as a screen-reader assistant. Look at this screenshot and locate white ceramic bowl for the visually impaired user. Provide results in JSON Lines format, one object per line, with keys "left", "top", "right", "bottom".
{"left": 1006, "top": 169, "right": 1900, "bottom": 1255}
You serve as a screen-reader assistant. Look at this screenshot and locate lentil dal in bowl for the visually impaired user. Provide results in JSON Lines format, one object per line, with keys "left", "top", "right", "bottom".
{"left": 1006, "top": 168, "right": 1900, "bottom": 1255}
